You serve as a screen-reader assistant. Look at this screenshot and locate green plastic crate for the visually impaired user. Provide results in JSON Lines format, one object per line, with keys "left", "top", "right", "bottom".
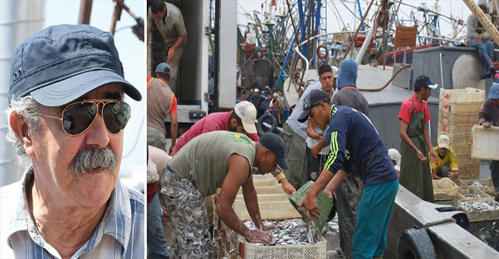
{"left": 288, "top": 181, "right": 333, "bottom": 231}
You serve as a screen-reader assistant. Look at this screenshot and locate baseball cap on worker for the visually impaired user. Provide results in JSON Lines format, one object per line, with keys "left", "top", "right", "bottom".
{"left": 488, "top": 83, "right": 499, "bottom": 99}
{"left": 259, "top": 133, "right": 289, "bottom": 169}
{"left": 155, "top": 63, "right": 171, "bottom": 76}
{"left": 414, "top": 75, "right": 438, "bottom": 91}
{"left": 297, "top": 90, "right": 330, "bottom": 123}
{"left": 234, "top": 101, "right": 257, "bottom": 134}
{"left": 438, "top": 134, "right": 450, "bottom": 149}
{"left": 8, "top": 24, "right": 141, "bottom": 107}
{"left": 332, "top": 66, "right": 339, "bottom": 78}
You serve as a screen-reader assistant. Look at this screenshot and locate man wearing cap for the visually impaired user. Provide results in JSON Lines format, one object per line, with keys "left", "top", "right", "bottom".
{"left": 249, "top": 88, "right": 263, "bottom": 117}
{"left": 1, "top": 24, "right": 144, "bottom": 258}
{"left": 313, "top": 60, "right": 367, "bottom": 259}
{"left": 171, "top": 101, "right": 296, "bottom": 195}
{"left": 431, "top": 135, "right": 459, "bottom": 180}
{"left": 466, "top": 0, "right": 496, "bottom": 79}
{"left": 297, "top": 90, "right": 399, "bottom": 259}
{"left": 478, "top": 81, "right": 499, "bottom": 200}
{"left": 399, "top": 75, "right": 438, "bottom": 202}
{"left": 161, "top": 131, "right": 288, "bottom": 258}
{"left": 147, "top": 62, "right": 178, "bottom": 153}
{"left": 148, "top": 0, "right": 187, "bottom": 93}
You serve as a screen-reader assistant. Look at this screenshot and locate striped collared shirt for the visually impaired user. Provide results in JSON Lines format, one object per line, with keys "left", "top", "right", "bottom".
{"left": 0, "top": 166, "right": 145, "bottom": 259}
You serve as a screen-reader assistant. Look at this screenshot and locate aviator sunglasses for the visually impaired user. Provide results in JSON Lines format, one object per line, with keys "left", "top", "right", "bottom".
{"left": 30, "top": 99, "right": 131, "bottom": 136}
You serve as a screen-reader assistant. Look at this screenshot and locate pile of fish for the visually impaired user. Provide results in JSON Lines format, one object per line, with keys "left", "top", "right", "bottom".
{"left": 243, "top": 219, "right": 322, "bottom": 246}
{"left": 458, "top": 201, "right": 499, "bottom": 211}
{"left": 462, "top": 193, "right": 484, "bottom": 199}
{"left": 467, "top": 181, "right": 492, "bottom": 188}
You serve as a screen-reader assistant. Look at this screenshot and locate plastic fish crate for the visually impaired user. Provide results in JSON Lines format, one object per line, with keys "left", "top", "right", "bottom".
{"left": 289, "top": 181, "right": 334, "bottom": 231}
{"left": 472, "top": 125, "right": 499, "bottom": 160}
{"left": 452, "top": 145, "right": 472, "bottom": 156}
{"left": 432, "top": 178, "right": 459, "bottom": 201}
{"left": 438, "top": 124, "right": 474, "bottom": 135}
{"left": 455, "top": 155, "right": 480, "bottom": 166}
{"left": 439, "top": 100, "right": 483, "bottom": 114}
{"left": 218, "top": 218, "right": 326, "bottom": 259}
{"left": 448, "top": 135, "right": 472, "bottom": 146}
{"left": 458, "top": 185, "right": 491, "bottom": 201}
{"left": 252, "top": 173, "right": 275, "bottom": 181}
{"left": 240, "top": 237, "right": 327, "bottom": 259}
{"left": 235, "top": 193, "right": 289, "bottom": 203}
{"left": 439, "top": 87, "right": 485, "bottom": 104}
{"left": 232, "top": 200, "right": 301, "bottom": 221}
{"left": 457, "top": 178, "right": 495, "bottom": 196}
{"left": 458, "top": 165, "right": 481, "bottom": 180}
{"left": 457, "top": 198, "right": 499, "bottom": 222}
{"left": 439, "top": 112, "right": 479, "bottom": 126}
{"left": 252, "top": 176, "right": 279, "bottom": 186}
{"left": 236, "top": 184, "right": 284, "bottom": 195}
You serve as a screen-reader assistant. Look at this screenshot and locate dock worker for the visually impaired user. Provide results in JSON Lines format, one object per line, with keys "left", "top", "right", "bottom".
{"left": 431, "top": 134, "right": 459, "bottom": 180}
{"left": 171, "top": 101, "right": 295, "bottom": 194}
{"left": 282, "top": 64, "right": 334, "bottom": 191}
{"left": 161, "top": 131, "right": 288, "bottom": 258}
{"left": 466, "top": 0, "right": 496, "bottom": 79}
{"left": 478, "top": 81, "right": 499, "bottom": 201}
{"left": 399, "top": 75, "right": 438, "bottom": 202}
{"left": 147, "top": 0, "right": 187, "bottom": 93}
{"left": 147, "top": 62, "right": 178, "bottom": 154}
{"left": 2, "top": 24, "right": 144, "bottom": 259}
{"left": 297, "top": 90, "right": 399, "bottom": 259}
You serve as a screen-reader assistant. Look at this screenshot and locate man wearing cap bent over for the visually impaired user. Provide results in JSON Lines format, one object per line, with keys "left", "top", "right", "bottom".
{"left": 399, "top": 75, "right": 438, "bottom": 202}
{"left": 431, "top": 134, "right": 459, "bottom": 180}
{"left": 478, "top": 81, "right": 499, "bottom": 200}
{"left": 1, "top": 24, "right": 144, "bottom": 258}
{"left": 161, "top": 132, "right": 288, "bottom": 258}
{"left": 171, "top": 101, "right": 296, "bottom": 195}
{"left": 147, "top": 62, "right": 178, "bottom": 153}
{"left": 297, "top": 90, "right": 399, "bottom": 259}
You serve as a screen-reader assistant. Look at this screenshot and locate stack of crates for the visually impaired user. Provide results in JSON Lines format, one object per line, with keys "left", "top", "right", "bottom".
{"left": 438, "top": 88, "right": 485, "bottom": 179}
{"left": 213, "top": 173, "right": 327, "bottom": 259}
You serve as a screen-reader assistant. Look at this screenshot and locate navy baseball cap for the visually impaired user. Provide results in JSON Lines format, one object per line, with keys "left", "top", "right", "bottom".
{"left": 155, "top": 63, "right": 171, "bottom": 76}
{"left": 297, "top": 90, "right": 330, "bottom": 123}
{"left": 8, "top": 24, "right": 142, "bottom": 107}
{"left": 259, "top": 133, "right": 289, "bottom": 170}
{"left": 414, "top": 75, "right": 438, "bottom": 91}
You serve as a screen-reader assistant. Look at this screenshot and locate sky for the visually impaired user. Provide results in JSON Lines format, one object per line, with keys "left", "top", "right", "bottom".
{"left": 45, "top": 0, "right": 146, "bottom": 180}
{"left": 237, "top": 0, "right": 475, "bottom": 41}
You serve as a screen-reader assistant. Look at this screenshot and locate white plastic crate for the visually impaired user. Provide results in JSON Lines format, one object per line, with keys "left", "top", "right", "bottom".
{"left": 232, "top": 200, "right": 301, "bottom": 221}
{"left": 439, "top": 112, "right": 478, "bottom": 126}
{"left": 458, "top": 178, "right": 495, "bottom": 196}
{"left": 439, "top": 88, "right": 485, "bottom": 103}
{"left": 432, "top": 178, "right": 459, "bottom": 201}
{"left": 452, "top": 145, "right": 472, "bottom": 156}
{"left": 458, "top": 185, "right": 491, "bottom": 201}
{"left": 448, "top": 135, "right": 472, "bottom": 146}
{"left": 458, "top": 165, "right": 481, "bottom": 180}
{"left": 438, "top": 123, "right": 474, "bottom": 135}
{"left": 241, "top": 237, "right": 327, "bottom": 259}
{"left": 439, "top": 100, "right": 483, "bottom": 114}
{"left": 472, "top": 125, "right": 499, "bottom": 160}
{"left": 455, "top": 155, "right": 480, "bottom": 166}
{"left": 458, "top": 198, "right": 499, "bottom": 222}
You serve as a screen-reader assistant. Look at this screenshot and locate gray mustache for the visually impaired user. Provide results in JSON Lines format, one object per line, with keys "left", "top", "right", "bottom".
{"left": 70, "top": 146, "right": 117, "bottom": 177}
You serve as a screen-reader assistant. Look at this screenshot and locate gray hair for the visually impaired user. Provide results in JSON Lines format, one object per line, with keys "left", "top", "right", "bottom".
{"left": 5, "top": 96, "right": 42, "bottom": 161}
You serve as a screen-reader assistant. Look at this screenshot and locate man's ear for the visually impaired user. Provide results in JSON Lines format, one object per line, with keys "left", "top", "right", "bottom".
{"left": 9, "top": 111, "right": 35, "bottom": 157}
{"left": 229, "top": 117, "right": 238, "bottom": 128}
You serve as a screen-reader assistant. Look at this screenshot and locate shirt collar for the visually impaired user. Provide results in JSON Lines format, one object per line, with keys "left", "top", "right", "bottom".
{"left": 7, "top": 166, "right": 131, "bottom": 256}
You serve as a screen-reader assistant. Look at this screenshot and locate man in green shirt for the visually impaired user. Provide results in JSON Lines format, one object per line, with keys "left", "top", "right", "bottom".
{"left": 160, "top": 131, "right": 288, "bottom": 258}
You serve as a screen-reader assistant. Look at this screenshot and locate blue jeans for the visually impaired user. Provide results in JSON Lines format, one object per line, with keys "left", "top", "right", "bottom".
{"left": 147, "top": 194, "right": 170, "bottom": 259}
{"left": 467, "top": 39, "right": 494, "bottom": 58}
